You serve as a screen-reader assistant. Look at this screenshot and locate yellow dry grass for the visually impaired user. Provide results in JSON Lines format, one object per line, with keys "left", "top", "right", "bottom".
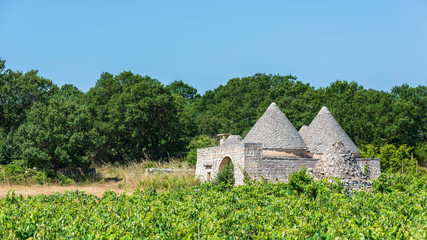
{"left": 0, "top": 184, "right": 128, "bottom": 198}
{"left": 0, "top": 160, "right": 198, "bottom": 198}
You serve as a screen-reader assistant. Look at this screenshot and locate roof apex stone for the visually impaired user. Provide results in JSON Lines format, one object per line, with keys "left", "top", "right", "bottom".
{"left": 319, "top": 106, "right": 331, "bottom": 114}
{"left": 267, "top": 102, "right": 277, "bottom": 109}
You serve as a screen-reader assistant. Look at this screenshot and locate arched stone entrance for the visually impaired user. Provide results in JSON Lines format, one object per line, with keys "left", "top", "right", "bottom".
{"left": 215, "top": 156, "right": 235, "bottom": 184}
{"left": 219, "top": 156, "right": 232, "bottom": 171}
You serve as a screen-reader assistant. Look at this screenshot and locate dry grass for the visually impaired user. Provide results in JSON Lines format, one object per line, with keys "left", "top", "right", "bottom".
{"left": 97, "top": 160, "right": 197, "bottom": 190}
{"left": 0, "top": 160, "right": 198, "bottom": 198}
{"left": 0, "top": 184, "right": 128, "bottom": 198}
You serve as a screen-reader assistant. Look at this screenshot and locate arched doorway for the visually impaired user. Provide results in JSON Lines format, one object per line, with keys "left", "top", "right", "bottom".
{"left": 216, "top": 156, "right": 235, "bottom": 185}
{"left": 219, "top": 156, "right": 232, "bottom": 171}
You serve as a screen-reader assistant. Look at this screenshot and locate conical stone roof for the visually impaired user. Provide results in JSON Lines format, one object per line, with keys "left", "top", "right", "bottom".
{"left": 300, "top": 107, "right": 360, "bottom": 154}
{"left": 243, "top": 103, "right": 307, "bottom": 149}
{"left": 299, "top": 125, "right": 309, "bottom": 136}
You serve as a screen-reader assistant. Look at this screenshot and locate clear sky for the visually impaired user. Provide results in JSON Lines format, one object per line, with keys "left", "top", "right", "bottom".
{"left": 1, "top": 1, "right": 426, "bottom": 93}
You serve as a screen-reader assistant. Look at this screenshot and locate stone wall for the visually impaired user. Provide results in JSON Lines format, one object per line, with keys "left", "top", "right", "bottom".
{"left": 248, "top": 157, "right": 318, "bottom": 183}
{"left": 243, "top": 143, "right": 263, "bottom": 184}
{"left": 195, "top": 143, "right": 246, "bottom": 185}
{"left": 245, "top": 157, "right": 380, "bottom": 183}
{"left": 355, "top": 158, "right": 381, "bottom": 179}
{"left": 196, "top": 145, "right": 381, "bottom": 186}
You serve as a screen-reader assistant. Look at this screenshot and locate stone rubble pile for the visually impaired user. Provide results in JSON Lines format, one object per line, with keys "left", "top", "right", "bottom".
{"left": 313, "top": 141, "right": 372, "bottom": 191}
{"left": 145, "top": 168, "right": 193, "bottom": 175}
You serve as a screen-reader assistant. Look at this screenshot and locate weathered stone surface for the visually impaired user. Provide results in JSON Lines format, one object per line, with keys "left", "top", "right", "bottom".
{"left": 224, "top": 135, "right": 243, "bottom": 145}
{"left": 254, "top": 158, "right": 317, "bottom": 182}
{"left": 243, "top": 103, "right": 307, "bottom": 150}
{"left": 195, "top": 103, "right": 381, "bottom": 187}
{"left": 300, "top": 107, "right": 361, "bottom": 156}
{"left": 196, "top": 143, "right": 247, "bottom": 185}
{"left": 145, "top": 168, "right": 193, "bottom": 175}
{"left": 313, "top": 141, "right": 372, "bottom": 190}
{"left": 355, "top": 158, "right": 381, "bottom": 179}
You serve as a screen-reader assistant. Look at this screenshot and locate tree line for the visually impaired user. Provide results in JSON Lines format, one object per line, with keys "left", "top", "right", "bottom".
{"left": 0, "top": 58, "right": 425, "bottom": 174}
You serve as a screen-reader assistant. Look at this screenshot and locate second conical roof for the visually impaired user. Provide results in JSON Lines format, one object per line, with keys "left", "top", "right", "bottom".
{"left": 243, "top": 103, "right": 307, "bottom": 149}
{"left": 300, "top": 107, "right": 360, "bottom": 154}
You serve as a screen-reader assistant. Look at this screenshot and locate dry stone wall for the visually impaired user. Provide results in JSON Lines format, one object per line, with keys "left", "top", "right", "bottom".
{"left": 355, "top": 158, "right": 381, "bottom": 180}
{"left": 242, "top": 143, "right": 263, "bottom": 183}
{"left": 248, "top": 157, "right": 317, "bottom": 182}
{"left": 312, "top": 141, "right": 375, "bottom": 191}
{"left": 196, "top": 144, "right": 246, "bottom": 185}
{"left": 196, "top": 144, "right": 381, "bottom": 186}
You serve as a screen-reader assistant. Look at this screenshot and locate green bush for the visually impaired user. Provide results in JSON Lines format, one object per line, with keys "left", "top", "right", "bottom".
{"left": 373, "top": 172, "right": 427, "bottom": 193}
{"left": 287, "top": 166, "right": 313, "bottom": 194}
{"left": 215, "top": 163, "right": 235, "bottom": 186}
{"left": 361, "top": 144, "right": 421, "bottom": 174}
{"left": 414, "top": 142, "right": 427, "bottom": 166}
{"left": 143, "top": 161, "right": 155, "bottom": 169}
{"left": 0, "top": 161, "right": 74, "bottom": 185}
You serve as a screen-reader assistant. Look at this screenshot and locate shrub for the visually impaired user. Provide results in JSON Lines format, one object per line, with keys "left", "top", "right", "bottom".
{"left": 215, "top": 163, "right": 235, "bottom": 186}
{"left": 287, "top": 166, "right": 313, "bottom": 194}
{"left": 143, "top": 161, "right": 155, "bottom": 169}
{"left": 0, "top": 161, "right": 75, "bottom": 185}
{"left": 361, "top": 144, "right": 422, "bottom": 175}
{"left": 373, "top": 172, "right": 427, "bottom": 193}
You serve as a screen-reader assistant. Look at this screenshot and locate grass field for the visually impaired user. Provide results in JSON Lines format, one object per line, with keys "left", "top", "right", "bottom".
{"left": 0, "top": 160, "right": 199, "bottom": 198}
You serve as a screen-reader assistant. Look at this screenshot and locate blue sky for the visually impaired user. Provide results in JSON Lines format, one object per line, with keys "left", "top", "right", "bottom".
{"left": 1, "top": 1, "right": 426, "bottom": 93}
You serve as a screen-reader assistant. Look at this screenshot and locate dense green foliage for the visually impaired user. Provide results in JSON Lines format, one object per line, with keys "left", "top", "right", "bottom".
{"left": 0, "top": 162, "right": 74, "bottom": 186}
{"left": 85, "top": 72, "right": 194, "bottom": 162}
{"left": 0, "top": 59, "right": 57, "bottom": 165}
{"left": 361, "top": 144, "right": 426, "bottom": 175}
{"left": 14, "top": 85, "right": 92, "bottom": 171}
{"left": 191, "top": 74, "right": 426, "bottom": 148}
{"left": 1, "top": 172, "right": 426, "bottom": 239}
{"left": 214, "top": 163, "right": 235, "bottom": 186}
{"left": 0, "top": 57, "right": 425, "bottom": 179}
{"left": 287, "top": 166, "right": 314, "bottom": 194}
{"left": 0, "top": 59, "right": 57, "bottom": 134}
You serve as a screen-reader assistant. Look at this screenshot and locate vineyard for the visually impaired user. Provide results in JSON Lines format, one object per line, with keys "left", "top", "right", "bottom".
{"left": 1, "top": 173, "right": 426, "bottom": 239}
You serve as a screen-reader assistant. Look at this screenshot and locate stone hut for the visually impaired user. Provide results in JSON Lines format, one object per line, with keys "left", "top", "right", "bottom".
{"left": 299, "top": 106, "right": 361, "bottom": 158}
{"left": 313, "top": 141, "right": 373, "bottom": 191}
{"left": 243, "top": 103, "right": 309, "bottom": 158}
{"left": 196, "top": 103, "right": 381, "bottom": 186}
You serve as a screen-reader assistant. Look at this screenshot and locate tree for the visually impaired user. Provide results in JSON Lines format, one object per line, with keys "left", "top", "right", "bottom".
{"left": 390, "top": 84, "right": 426, "bottom": 146}
{"left": 361, "top": 144, "right": 418, "bottom": 174}
{"left": 414, "top": 142, "right": 427, "bottom": 166}
{"left": 86, "top": 72, "right": 195, "bottom": 162}
{"left": 14, "top": 85, "right": 92, "bottom": 171}
{"left": 191, "top": 73, "right": 308, "bottom": 137}
{"left": 166, "top": 80, "right": 199, "bottom": 104}
{"left": 0, "top": 58, "right": 57, "bottom": 133}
